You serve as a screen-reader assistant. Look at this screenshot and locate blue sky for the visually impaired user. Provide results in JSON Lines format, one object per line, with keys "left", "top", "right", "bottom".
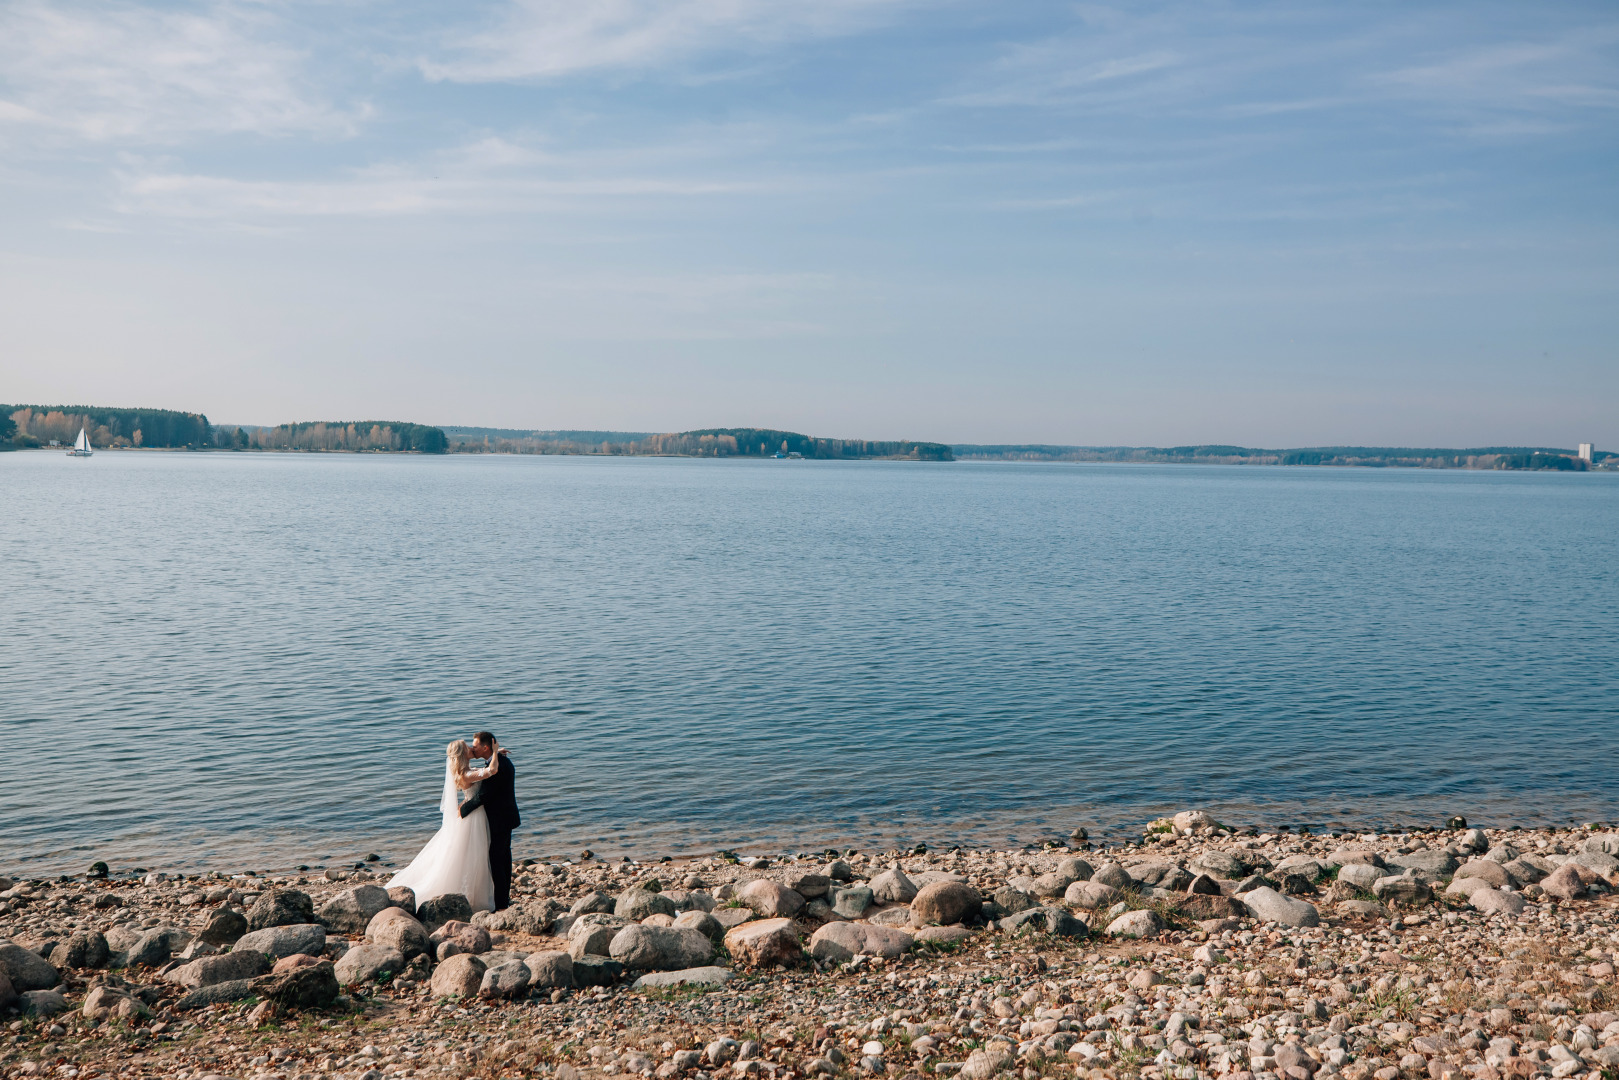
{"left": 2, "top": 0, "right": 1615, "bottom": 446}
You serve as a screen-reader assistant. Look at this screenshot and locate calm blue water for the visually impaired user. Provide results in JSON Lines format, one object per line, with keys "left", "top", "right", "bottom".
{"left": 3, "top": 450, "right": 1616, "bottom": 876}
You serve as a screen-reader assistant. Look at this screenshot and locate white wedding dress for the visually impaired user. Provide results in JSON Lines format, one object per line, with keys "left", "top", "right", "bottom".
{"left": 387, "top": 760, "right": 495, "bottom": 913}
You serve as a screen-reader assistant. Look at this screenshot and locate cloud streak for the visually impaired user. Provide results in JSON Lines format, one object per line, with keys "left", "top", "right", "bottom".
{"left": 0, "top": 0, "right": 364, "bottom": 144}
{"left": 113, "top": 137, "right": 756, "bottom": 219}
{"left": 421, "top": 0, "right": 913, "bottom": 83}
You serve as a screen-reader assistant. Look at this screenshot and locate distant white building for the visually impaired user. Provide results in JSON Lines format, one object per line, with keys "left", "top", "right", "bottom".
{"left": 1578, "top": 442, "right": 1594, "bottom": 462}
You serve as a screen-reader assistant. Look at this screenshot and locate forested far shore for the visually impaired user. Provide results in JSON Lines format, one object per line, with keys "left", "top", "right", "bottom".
{"left": 4, "top": 407, "right": 1602, "bottom": 470}
{"left": 952, "top": 443, "right": 1613, "bottom": 470}
{"left": 3, "top": 405, "right": 210, "bottom": 449}
{"left": 1, "top": 407, "right": 449, "bottom": 453}
{"left": 447, "top": 426, "right": 955, "bottom": 460}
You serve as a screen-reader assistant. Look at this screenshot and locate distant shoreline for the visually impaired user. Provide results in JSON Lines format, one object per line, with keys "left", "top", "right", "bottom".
{"left": 6, "top": 443, "right": 1612, "bottom": 472}
{"left": 9, "top": 443, "right": 1613, "bottom": 472}
{"left": 5, "top": 404, "right": 1606, "bottom": 469}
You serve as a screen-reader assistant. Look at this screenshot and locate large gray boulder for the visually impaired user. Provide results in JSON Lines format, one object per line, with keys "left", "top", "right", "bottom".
{"left": 608, "top": 925, "right": 715, "bottom": 971}
{"left": 49, "top": 931, "right": 110, "bottom": 970}
{"left": 334, "top": 944, "right": 406, "bottom": 985}
{"left": 474, "top": 900, "right": 560, "bottom": 936}
{"left": 232, "top": 923, "right": 327, "bottom": 960}
{"left": 992, "top": 886, "right": 1038, "bottom": 915}
{"left": 1571, "top": 851, "right": 1619, "bottom": 876}
{"left": 1456, "top": 860, "right": 1511, "bottom": 888}
{"left": 480, "top": 959, "right": 532, "bottom": 999}
{"left": 104, "top": 926, "right": 143, "bottom": 953}
{"left": 1240, "top": 887, "right": 1320, "bottom": 927}
{"left": 616, "top": 888, "right": 678, "bottom": 921}
{"left": 367, "top": 907, "right": 431, "bottom": 960}
{"left": 1126, "top": 862, "right": 1177, "bottom": 887}
{"left": 1032, "top": 858, "right": 1094, "bottom": 897}
{"left": 1445, "top": 875, "right": 1495, "bottom": 897}
{"left": 1190, "top": 850, "right": 1247, "bottom": 879}
{"left": 0, "top": 943, "right": 60, "bottom": 991}
{"left": 251, "top": 960, "right": 339, "bottom": 1010}
{"left": 1106, "top": 910, "right": 1165, "bottom": 938}
{"left": 632, "top": 966, "right": 733, "bottom": 989}
{"left": 1091, "top": 863, "right": 1133, "bottom": 890}
{"left": 170, "top": 950, "right": 272, "bottom": 988}
{"left": 787, "top": 873, "right": 831, "bottom": 899}
{"left": 661, "top": 889, "right": 717, "bottom": 912}
{"left": 672, "top": 910, "right": 725, "bottom": 941}
{"left": 570, "top": 914, "right": 631, "bottom": 958}
{"left": 1540, "top": 864, "right": 1587, "bottom": 900}
{"left": 1469, "top": 888, "right": 1527, "bottom": 916}
{"left": 571, "top": 955, "right": 624, "bottom": 987}
{"left": 1386, "top": 849, "right": 1459, "bottom": 876}
{"left": 524, "top": 950, "right": 573, "bottom": 989}
{"left": 1003, "top": 906, "right": 1088, "bottom": 938}
{"left": 808, "top": 922, "right": 914, "bottom": 962}
{"left": 1273, "top": 857, "right": 1325, "bottom": 883}
{"left": 317, "top": 885, "right": 392, "bottom": 934}
{"left": 431, "top": 954, "right": 486, "bottom": 998}
{"left": 1336, "top": 863, "right": 1383, "bottom": 890}
{"left": 829, "top": 886, "right": 873, "bottom": 919}
{"left": 738, "top": 880, "right": 806, "bottom": 919}
{"left": 1372, "top": 876, "right": 1433, "bottom": 905}
{"left": 1063, "top": 881, "right": 1121, "bottom": 910}
{"left": 247, "top": 889, "right": 315, "bottom": 931}
{"left": 912, "top": 881, "right": 981, "bottom": 927}
{"left": 126, "top": 927, "right": 188, "bottom": 968}
{"left": 960, "top": 1047, "right": 1015, "bottom": 1080}
{"left": 570, "top": 891, "right": 616, "bottom": 915}
{"left": 20, "top": 990, "right": 68, "bottom": 1018}
{"left": 868, "top": 867, "right": 917, "bottom": 905}
{"left": 198, "top": 909, "right": 249, "bottom": 946}
{"left": 175, "top": 979, "right": 256, "bottom": 1010}
{"left": 417, "top": 894, "right": 473, "bottom": 933}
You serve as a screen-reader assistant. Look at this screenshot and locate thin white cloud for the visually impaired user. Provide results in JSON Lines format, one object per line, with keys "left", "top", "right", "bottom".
{"left": 1375, "top": 40, "right": 1619, "bottom": 109}
{"left": 421, "top": 0, "right": 911, "bottom": 83}
{"left": 0, "top": 0, "right": 364, "bottom": 143}
{"left": 945, "top": 44, "right": 1183, "bottom": 108}
{"left": 113, "top": 137, "right": 756, "bottom": 218}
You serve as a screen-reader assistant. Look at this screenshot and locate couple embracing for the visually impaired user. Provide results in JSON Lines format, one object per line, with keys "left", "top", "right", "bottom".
{"left": 388, "top": 731, "right": 520, "bottom": 912}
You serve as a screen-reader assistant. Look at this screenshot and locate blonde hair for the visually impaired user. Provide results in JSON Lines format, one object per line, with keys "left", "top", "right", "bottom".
{"left": 446, "top": 740, "right": 471, "bottom": 773}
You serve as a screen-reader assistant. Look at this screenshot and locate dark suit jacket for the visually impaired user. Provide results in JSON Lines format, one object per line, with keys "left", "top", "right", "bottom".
{"left": 478, "top": 752, "right": 520, "bottom": 832}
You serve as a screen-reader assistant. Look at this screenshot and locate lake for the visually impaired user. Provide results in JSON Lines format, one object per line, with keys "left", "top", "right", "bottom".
{"left": 3, "top": 450, "right": 1616, "bottom": 877}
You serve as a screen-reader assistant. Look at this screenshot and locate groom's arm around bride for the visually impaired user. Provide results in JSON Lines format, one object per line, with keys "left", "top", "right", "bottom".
{"left": 462, "top": 731, "right": 520, "bottom": 911}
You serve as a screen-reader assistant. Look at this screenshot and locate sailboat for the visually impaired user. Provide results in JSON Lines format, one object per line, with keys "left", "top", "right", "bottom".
{"left": 66, "top": 425, "right": 93, "bottom": 457}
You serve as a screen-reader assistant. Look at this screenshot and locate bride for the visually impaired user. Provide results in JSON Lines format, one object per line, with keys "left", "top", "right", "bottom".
{"left": 387, "top": 740, "right": 499, "bottom": 912}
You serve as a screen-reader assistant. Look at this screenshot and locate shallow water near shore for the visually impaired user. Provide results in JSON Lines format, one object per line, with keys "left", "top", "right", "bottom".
{"left": 3, "top": 450, "right": 1617, "bottom": 876}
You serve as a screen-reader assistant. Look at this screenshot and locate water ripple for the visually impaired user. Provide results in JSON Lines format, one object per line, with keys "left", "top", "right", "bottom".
{"left": 1, "top": 452, "right": 1616, "bottom": 875}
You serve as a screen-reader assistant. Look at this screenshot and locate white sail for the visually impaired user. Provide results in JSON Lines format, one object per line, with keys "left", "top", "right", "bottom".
{"left": 76, "top": 426, "right": 89, "bottom": 451}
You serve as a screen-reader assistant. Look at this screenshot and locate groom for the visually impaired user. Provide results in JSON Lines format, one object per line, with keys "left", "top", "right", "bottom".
{"left": 459, "top": 731, "right": 520, "bottom": 911}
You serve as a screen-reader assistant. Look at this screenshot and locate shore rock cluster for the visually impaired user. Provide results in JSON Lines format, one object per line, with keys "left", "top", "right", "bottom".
{"left": 5, "top": 816, "right": 1619, "bottom": 1080}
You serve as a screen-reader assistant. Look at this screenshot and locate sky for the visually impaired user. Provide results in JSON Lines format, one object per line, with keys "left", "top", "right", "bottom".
{"left": 1, "top": 0, "right": 1616, "bottom": 447}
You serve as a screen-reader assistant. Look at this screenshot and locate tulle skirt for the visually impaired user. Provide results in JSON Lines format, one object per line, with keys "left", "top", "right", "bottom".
{"left": 387, "top": 806, "right": 495, "bottom": 913}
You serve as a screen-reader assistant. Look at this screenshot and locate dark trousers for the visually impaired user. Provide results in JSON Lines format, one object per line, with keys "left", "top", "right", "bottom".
{"left": 489, "top": 827, "right": 513, "bottom": 910}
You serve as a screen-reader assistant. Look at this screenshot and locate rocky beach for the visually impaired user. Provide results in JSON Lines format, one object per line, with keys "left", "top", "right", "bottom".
{"left": 5, "top": 813, "right": 1619, "bottom": 1080}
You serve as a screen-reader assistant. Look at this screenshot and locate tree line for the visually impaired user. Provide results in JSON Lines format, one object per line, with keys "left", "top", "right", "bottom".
{"left": 951, "top": 443, "right": 1603, "bottom": 470}
{"left": 449, "top": 426, "right": 953, "bottom": 461}
{"left": 3, "top": 406, "right": 448, "bottom": 454}
{"left": 239, "top": 421, "right": 448, "bottom": 453}
{"left": 4, "top": 406, "right": 212, "bottom": 449}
